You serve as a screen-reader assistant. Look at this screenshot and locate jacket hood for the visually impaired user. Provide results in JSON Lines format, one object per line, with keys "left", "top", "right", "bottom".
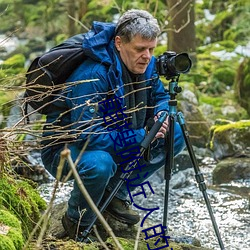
{"left": 82, "top": 21, "right": 116, "bottom": 65}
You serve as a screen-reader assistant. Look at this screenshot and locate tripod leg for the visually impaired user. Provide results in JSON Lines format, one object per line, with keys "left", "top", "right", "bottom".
{"left": 81, "top": 112, "right": 168, "bottom": 240}
{"left": 163, "top": 114, "right": 175, "bottom": 237}
{"left": 177, "top": 112, "right": 225, "bottom": 250}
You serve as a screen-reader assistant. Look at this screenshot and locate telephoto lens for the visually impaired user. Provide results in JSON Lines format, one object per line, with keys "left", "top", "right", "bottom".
{"left": 156, "top": 51, "right": 192, "bottom": 79}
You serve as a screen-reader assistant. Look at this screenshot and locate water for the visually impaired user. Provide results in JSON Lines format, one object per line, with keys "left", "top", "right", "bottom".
{"left": 38, "top": 157, "right": 250, "bottom": 250}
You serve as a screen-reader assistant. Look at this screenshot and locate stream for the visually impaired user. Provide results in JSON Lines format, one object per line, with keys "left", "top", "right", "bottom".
{"left": 38, "top": 155, "right": 250, "bottom": 250}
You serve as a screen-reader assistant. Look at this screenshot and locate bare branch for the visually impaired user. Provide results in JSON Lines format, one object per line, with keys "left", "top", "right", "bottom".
{"left": 62, "top": 148, "right": 124, "bottom": 250}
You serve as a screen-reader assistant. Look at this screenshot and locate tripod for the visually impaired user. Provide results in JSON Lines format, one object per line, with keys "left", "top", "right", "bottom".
{"left": 81, "top": 109, "right": 169, "bottom": 240}
{"left": 82, "top": 77, "right": 225, "bottom": 250}
{"left": 163, "top": 77, "right": 225, "bottom": 250}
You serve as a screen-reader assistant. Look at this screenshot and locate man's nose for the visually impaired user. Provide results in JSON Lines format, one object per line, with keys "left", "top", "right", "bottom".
{"left": 142, "top": 49, "right": 151, "bottom": 59}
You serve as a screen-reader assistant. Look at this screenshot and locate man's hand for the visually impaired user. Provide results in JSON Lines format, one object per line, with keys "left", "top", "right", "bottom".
{"left": 154, "top": 111, "right": 169, "bottom": 139}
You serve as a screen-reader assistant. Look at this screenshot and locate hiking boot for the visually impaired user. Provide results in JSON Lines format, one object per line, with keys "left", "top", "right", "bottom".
{"left": 105, "top": 197, "right": 140, "bottom": 225}
{"left": 61, "top": 213, "right": 97, "bottom": 242}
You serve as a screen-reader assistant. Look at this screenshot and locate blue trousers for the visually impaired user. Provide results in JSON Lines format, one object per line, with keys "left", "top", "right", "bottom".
{"left": 41, "top": 123, "right": 185, "bottom": 226}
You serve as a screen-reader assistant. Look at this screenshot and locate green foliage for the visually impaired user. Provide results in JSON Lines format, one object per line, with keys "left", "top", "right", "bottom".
{"left": 196, "top": 0, "right": 250, "bottom": 47}
{"left": 0, "top": 175, "right": 47, "bottom": 239}
{"left": 0, "top": 54, "right": 26, "bottom": 84}
{"left": 1, "top": 54, "right": 25, "bottom": 69}
{"left": 55, "top": 33, "right": 69, "bottom": 45}
{"left": 234, "top": 57, "right": 250, "bottom": 115}
{"left": 154, "top": 44, "right": 167, "bottom": 57}
{"left": 209, "top": 10, "right": 234, "bottom": 42}
{"left": 199, "top": 95, "right": 224, "bottom": 107}
{"left": 192, "top": 40, "right": 241, "bottom": 96}
{"left": 199, "top": 91, "right": 248, "bottom": 121}
{"left": 213, "top": 67, "right": 235, "bottom": 86}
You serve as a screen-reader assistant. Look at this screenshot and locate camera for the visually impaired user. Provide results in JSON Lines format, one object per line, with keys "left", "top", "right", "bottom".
{"left": 156, "top": 51, "right": 192, "bottom": 79}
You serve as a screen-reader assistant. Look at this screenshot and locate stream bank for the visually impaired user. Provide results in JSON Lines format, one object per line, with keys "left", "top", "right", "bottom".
{"left": 38, "top": 152, "right": 250, "bottom": 250}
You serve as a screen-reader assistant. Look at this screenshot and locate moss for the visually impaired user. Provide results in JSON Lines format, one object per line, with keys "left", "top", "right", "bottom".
{"left": 213, "top": 120, "right": 250, "bottom": 133}
{"left": 0, "top": 235, "right": 16, "bottom": 250}
{"left": 209, "top": 120, "right": 250, "bottom": 151}
{"left": 0, "top": 209, "right": 21, "bottom": 229}
{"left": 0, "top": 209, "right": 24, "bottom": 249}
{"left": 0, "top": 174, "right": 47, "bottom": 239}
{"left": 7, "top": 228, "right": 24, "bottom": 249}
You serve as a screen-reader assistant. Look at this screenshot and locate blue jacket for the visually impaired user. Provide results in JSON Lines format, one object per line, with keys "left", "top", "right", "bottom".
{"left": 44, "top": 21, "right": 170, "bottom": 154}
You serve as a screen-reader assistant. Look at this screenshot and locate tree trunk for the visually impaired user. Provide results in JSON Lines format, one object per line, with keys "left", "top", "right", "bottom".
{"left": 78, "top": 0, "right": 88, "bottom": 20}
{"left": 167, "top": 0, "right": 196, "bottom": 62}
{"left": 67, "top": 0, "right": 77, "bottom": 36}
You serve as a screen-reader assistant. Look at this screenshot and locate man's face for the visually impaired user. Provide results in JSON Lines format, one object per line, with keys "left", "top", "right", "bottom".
{"left": 115, "top": 35, "right": 157, "bottom": 74}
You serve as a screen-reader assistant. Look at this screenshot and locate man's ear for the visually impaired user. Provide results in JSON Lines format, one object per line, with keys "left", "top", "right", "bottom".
{"left": 115, "top": 36, "right": 122, "bottom": 51}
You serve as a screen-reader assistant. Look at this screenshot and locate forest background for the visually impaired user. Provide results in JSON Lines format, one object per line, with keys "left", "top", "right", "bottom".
{"left": 0, "top": 0, "right": 250, "bottom": 249}
{"left": 0, "top": 0, "right": 250, "bottom": 125}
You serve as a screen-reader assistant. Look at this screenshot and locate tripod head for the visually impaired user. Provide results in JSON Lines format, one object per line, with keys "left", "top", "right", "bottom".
{"left": 168, "top": 76, "right": 182, "bottom": 100}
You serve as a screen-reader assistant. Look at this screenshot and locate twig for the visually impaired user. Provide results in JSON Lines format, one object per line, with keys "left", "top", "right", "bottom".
{"left": 61, "top": 148, "right": 124, "bottom": 250}
{"left": 134, "top": 221, "right": 142, "bottom": 250}
{"left": 93, "top": 225, "right": 109, "bottom": 250}
{"left": 68, "top": 14, "right": 89, "bottom": 31}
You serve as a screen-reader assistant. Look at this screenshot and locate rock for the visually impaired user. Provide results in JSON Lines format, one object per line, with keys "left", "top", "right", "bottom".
{"left": 213, "top": 157, "right": 250, "bottom": 184}
{"left": 209, "top": 120, "right": 250, "bottom": 160}
{"left": 181, "top": 89, "right": 199, "bottom": 105}
{"left": 179, "top": 100, "right": 211, "bottom": 148}
{"left": 170, "top": 168, "right": 193, "bottom": 189}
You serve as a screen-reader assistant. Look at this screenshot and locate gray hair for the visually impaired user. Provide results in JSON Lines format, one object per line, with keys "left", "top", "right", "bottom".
{"left": 115, "top": 9, "right": 160, "bottom": 43}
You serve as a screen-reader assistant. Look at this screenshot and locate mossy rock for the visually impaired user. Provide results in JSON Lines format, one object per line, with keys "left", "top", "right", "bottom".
{"left": 0, "top": 174, "right": 47, "bottom": 239}
{"left": 0, "top": 209, "right": 24, "bottom": 250}
{"left": 209, "top": 120, "right": 250, "bottom": 160}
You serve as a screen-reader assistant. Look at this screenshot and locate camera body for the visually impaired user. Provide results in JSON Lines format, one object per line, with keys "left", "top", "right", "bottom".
{"left": 156, "top": 51, "right": 192, "bottom": 79}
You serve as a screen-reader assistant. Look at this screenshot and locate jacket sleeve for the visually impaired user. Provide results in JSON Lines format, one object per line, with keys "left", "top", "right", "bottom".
{"left": 65, "top": 60, "right": 146, "bottom": 154}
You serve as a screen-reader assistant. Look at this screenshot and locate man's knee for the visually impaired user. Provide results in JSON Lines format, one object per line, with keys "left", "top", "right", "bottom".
{"left": 77, "top": 150, "right": 117, "bottom": 180}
